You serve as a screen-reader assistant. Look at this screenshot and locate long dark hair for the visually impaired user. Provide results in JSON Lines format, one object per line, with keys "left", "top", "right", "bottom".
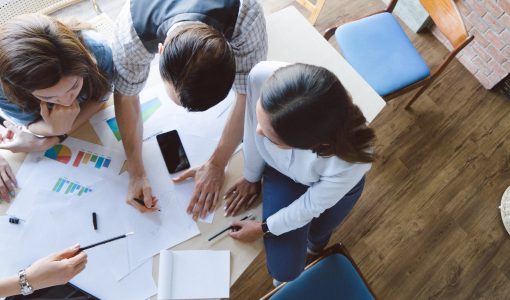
{"left": 260, "top": 63, "right": 375, "bottom": 163}
{"left": 0, "top": 14, "right": 110, "bottom": 112}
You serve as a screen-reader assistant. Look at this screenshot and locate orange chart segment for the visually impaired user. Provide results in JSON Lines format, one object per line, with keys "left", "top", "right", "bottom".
{"left": 44, "top": 144, "right": 72, "bottom": 164}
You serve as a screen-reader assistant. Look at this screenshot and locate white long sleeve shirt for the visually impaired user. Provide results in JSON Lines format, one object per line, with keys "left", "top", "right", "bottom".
{"left": 243, "top": 61, "right": 372, "bottom": 236}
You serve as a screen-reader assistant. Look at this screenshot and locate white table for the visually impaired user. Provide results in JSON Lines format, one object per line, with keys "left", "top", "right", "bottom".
{"left": 0, "top": 5, "right": 385, "bottom": 297}
{"left": 266, "top": 7, "right": 385, "bottom": 122}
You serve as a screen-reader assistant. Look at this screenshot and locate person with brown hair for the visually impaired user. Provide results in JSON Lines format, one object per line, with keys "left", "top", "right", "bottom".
{"left": 0, "top": 14, "right": 113, "bottom": 148}
{"left": 0, "top": 14, "right": 113, "bottom": 201}
{"left": 223, "top": 62, "right": 375, "bottom": 285}
{"left": 112, "top": 0, "right": 267, "bottom": 216}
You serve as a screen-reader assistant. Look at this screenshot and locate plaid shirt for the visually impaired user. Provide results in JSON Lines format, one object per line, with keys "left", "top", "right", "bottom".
{"left": 112, "top": 0, "right": 268, "bottom": 96}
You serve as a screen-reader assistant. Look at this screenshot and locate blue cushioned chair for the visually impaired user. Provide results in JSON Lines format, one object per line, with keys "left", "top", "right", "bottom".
{"left": 261, "top": 243, "right": 376, "bottom": 300}
{"left": 324, "top": 0, "right": 473, "bottom": 109}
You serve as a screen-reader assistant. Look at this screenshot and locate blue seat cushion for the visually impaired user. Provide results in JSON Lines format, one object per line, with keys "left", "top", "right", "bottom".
{"left": 335, "top": 12, "right": 430, "bottom": 97}
{"left": 270, "top": 253, "right": 374, "bottom": 300}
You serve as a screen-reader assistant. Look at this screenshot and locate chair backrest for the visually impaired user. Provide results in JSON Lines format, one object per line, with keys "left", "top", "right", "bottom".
{"left": 419, "top": 0, "right": 469, "bottom": 48}
{"left": 260, "top": 243, "right": 376, "bottom": 300}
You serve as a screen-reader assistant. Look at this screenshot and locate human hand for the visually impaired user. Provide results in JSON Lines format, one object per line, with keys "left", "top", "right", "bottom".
{"left": 0, "top": 121, "right": 57, "bottom": 153}
{"left": 173, "top": 161, "right": 225, "bottom": 221}
{"left": 224, "top": 178, "right": 261, "bottom": 217}
{"left": 40, "top": 101, "right": 80, "bottom": 135}
{"left": 0, "top": 154, "right": 16, "bottom": 202}
{"left": 126, "top": 175, "right": 158, "bottom": 213}
{"left": 228, "top": 220, "right": 263, "bottom": 242}
{"left": 25, "top": 244, "right": 87, "bottom": 291}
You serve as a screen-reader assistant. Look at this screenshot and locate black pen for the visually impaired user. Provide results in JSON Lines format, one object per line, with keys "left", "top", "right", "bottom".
{"left": 80, "top": 232, "right": 134, "bottom": 251}
{"left": 92, "top": 212, "right": 98, "bottom": 230}
{"left": 134, "top": 197, "right": 161, "bottom": 211}
{"left": 208, "top": 214, "right": 255, "bottom": 241}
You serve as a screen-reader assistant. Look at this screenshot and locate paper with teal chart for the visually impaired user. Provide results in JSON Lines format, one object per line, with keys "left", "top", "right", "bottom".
{"left": 89, "top": 86, "right": 177, "bottom": 149}
{"left": 89, "top": 85, "right": 235, "bottom": 149}
{"left": 7, "top": 167, "right": 104, "bottom": 219}
{"left": 106, "top": 97, "right": 162, "bottom": 141}
{"left": 16, "top": 137, "right": 124, "bottom": 188}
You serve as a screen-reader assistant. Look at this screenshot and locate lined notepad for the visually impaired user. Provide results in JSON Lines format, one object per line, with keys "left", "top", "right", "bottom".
{"left": 157, "top": 250, "right": 230, "bottom": 299}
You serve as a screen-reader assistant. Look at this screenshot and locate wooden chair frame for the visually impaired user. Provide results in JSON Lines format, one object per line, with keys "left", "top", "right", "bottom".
{"left": 323, "top": 0, "right": 474, "bottom": 109}
{"left": 295, "top": 0, "right": 326, "bottom": 25}
{"left": 260, "top": 243, "right": 377, "bottom": 300}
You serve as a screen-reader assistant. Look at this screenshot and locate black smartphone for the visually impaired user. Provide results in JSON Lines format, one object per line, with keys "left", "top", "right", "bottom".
{"left": 156, "top": 130, "right": 190, "bottom": 174}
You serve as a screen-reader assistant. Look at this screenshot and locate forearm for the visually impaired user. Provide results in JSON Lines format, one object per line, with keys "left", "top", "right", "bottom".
{"left": 27, "top": 120, "right": 57, "bottom": 136}
{"left": 0, "top": 275, "right": 21, "bottom": 297}
{"left": 29, "top": 136, "right": 59, "bottom": 152}
{"left": 114, "top": 92, "right": 145, "bottom": 176}
{"left": 70, "top": 101, "right": 105, "bottom": 132}
{"left": 209, "top": 93, "right": 246, "bottom": 168}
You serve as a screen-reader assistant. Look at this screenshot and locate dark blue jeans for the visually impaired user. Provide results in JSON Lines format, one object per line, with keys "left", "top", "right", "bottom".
{"left": 262, "top": 166, "right": 365, "bottom": 282}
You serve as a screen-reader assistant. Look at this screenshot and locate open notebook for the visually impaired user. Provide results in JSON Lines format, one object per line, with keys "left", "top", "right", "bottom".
{"left": 157, "top": 250, "right": 230, "bottom": 299}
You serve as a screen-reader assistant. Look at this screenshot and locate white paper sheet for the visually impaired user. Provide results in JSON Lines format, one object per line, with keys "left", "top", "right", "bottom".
{"left": 89, "top": 85, "right": 178, "bottom": 149}
{"left": 49, "top": 184, "right": 130, "bottom": 280}
{"left": 0, "top": 215, "right": 27, "bottom": 278}
{"left": 70, "top": 256, "right": 157, "bottom": 300}
{"left": 4, "top": 204, "right": 157, "bottom": 300}
{"left": 89, "top": 84, "right": 235, "bottom": 150}
{"left": 143, "top": 135, "right": 219, "bottom": 224}
{"left": 103, "top": 173, "right": 201, "bottom": 273}
{"left": 158, "top": 250, "right": 230, "bottom": 300}
{"left": 7, "top": 168, "right": 104, "bottom": 220}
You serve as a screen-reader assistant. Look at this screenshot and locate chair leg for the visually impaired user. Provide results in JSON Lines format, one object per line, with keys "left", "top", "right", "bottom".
{"left": 404, "top": 82, "right": 430, "bottom": 110}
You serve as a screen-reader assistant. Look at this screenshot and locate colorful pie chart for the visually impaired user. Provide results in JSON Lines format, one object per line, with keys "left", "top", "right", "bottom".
{"left": 44, "top": 144, "right": 72, "bottom": 164}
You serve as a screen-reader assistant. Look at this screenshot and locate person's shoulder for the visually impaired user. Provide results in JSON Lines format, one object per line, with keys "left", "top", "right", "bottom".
{"left": 248, "top": 61, "right": 290, "bottom": 87}
{"left": 81, "top": 31, "right": 113, "bottom": 77}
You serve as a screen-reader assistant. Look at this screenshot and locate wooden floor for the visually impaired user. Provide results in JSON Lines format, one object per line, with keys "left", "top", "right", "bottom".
{"left": 232, "top": 0, "right": 510, "bottom": 299}
{"left": 59, "top": 0, "right": 510, "bottom": 298}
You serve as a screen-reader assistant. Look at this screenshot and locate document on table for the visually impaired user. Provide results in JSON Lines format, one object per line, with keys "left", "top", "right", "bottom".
{"left": 158, "top": 250, "right": 230, "bottom": 300}
{"left": 143, "top": 135, "right": 218, "bottom": 224}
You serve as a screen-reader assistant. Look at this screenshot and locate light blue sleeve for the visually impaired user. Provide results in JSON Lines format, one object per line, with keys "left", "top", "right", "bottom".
{"left": 0, "top": 86, "right": 40, "bottom": 126}
{"left": 82, "top": 31, "right": 114, "bottom": 101}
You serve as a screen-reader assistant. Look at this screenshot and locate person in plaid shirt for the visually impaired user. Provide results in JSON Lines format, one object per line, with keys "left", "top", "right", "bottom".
{"left": 112, "top": 0, "right": 267, "bottom": 219}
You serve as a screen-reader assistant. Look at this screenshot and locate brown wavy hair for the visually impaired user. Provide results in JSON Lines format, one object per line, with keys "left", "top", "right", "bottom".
{"left": 260, "top": 63, "right": 375, "bottom": 163}
{"left": 0, "top": 14, "right": 110, "bottom": 112}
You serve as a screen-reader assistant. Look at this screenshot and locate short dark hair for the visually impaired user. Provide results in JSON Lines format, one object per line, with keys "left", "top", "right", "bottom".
{"left": 159, "top": 24, "right": 235, "bottom": 111}
{"left": 260, "top": 63, "right": 375, "bottom": 163}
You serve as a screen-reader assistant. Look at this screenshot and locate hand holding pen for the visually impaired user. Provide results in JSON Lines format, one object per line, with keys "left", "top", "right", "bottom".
{"left": 208, "top": 214, "right": 256, "bottom": 241}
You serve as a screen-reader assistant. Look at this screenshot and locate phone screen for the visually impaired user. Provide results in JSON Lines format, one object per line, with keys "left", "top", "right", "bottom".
{"left": 156, "top": 130, "right": 190, "bottom": 174}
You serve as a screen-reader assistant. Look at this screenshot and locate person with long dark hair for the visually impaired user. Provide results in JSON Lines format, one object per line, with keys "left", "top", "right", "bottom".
{"left": 224, "top": 62, "right": 375, "bottom": 284}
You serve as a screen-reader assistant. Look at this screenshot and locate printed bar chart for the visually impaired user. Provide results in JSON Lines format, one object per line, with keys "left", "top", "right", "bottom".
{"left": 52, "top": 177, "right": 92, "bottom": 196}
{"left": 106, "top": 97, "right": 162, "bottom": 141}
{"left": 72, "top": 151, "right": 111, "bottom": 169}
